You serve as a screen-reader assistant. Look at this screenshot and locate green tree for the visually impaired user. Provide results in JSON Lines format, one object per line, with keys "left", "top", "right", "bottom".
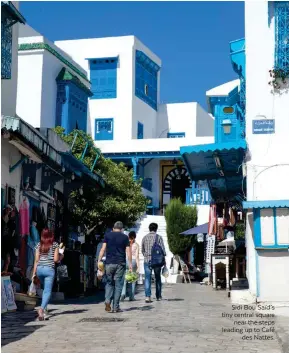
{"left": 165, "top": 198, "right": 198, "bottom": 255}
{"left": 54, "top": 127, "right": 147, "bottom": 230}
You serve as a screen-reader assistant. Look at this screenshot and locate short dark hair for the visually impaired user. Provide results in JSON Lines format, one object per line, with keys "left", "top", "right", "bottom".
{"left": 129, "top": 231, "right": 136, "bottom": 240}
{"left": 113, "top": 221, "right": 123, "bottom": 230}
{"left": 149, "top": 223, "right": 158, "bottom": 232}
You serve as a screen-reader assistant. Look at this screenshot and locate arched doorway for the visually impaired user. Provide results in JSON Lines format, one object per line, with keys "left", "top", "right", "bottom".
{"left": 163, "top": 167, "right": 191, "bottom": 204}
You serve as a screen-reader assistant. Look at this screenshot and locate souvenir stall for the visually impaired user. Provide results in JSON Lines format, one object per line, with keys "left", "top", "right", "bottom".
{"left": 206, "top": 202, "right": 246, "bottom": 291}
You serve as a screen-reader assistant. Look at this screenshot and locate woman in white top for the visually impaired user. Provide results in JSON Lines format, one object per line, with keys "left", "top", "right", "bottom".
{"left": 120, "top": 231, "right": 139, "bottom": 301}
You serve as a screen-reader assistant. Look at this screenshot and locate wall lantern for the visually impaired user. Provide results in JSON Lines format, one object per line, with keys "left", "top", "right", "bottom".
{"left": 222, "top": 119, "right": 232, "bottom": 134}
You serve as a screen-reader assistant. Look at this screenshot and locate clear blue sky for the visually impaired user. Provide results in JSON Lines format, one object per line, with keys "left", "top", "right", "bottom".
{"left": 20, "top": 1, "right": 244, "bottom": 110}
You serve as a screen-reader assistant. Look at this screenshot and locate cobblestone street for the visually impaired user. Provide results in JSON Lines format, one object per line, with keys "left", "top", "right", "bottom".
{"left": 2, "top": 284, "right": 285, "bottom": 353}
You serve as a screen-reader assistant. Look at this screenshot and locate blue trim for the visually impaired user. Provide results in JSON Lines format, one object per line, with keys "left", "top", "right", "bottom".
{"left": 253, "top": 207, "right": 289, "bottom": 249}
{"left": 132, "top": 158, "right": 138, "bottom": 180}
{"left": 135, "top": 50, "right": 160, "bottom": 111}
{"left": 88, "top": 57, "right": 117, "bottom": 100}
{"left": 9, "top": 155, "right": 28, "bottom": 173}
{"left": 137, "top": 122, "right": 144, "bottom": 139}
{"left": 167, "top": 132, "right": 185, "bottom": 138}
{"left": 102, "top": 151, "right": 181, "bottom": 159}
{"left": 95, "top": 118, "right": 114, "bottom": 141}
{"left": 180, "top": 140, "right": 247, "bottom": 155}
{"left": 243, "top": 200, "right": 289, "bottom": 209}
{"left": 253, "top": 209, "right": 262, "bottom": 247}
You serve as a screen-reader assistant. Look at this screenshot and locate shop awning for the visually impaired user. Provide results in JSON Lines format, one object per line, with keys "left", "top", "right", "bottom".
{"left": 180, "top": 223, "right": 208, "bottom": 235}
{"left": 243, "top": 200, "right": 289, "bottom": 209}
{"left": 180, "top": 140, "right": 247, "bottom": 202}
{"left": 2, "top": 116, "right": 62, "bottom": 165}
{"left": 60, "top": 152, "right": 105, "bottom": 188}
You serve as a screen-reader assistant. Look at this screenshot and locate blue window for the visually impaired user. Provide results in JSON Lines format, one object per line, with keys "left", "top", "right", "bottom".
{"left": 88, "top": 58, "right": 117, "bottom": 99}
{"left": 274, "top": 2, "right": 289, "bottom": 73}
{"left": 167, "top": 132, "right": 185, "bottom": 138}
{"left": 253, "top": 208, "right": 289, "bottom": 249}
{"left": 55, "top": 68, "right": 92, "bottom": 134}
{"left": 137, "top": 122, "right": 144, "bottom": 139}
{"left": 135, "top": 50, "right": 160, "bottom": 111}
{"left": 95, "top": 118, "right": 114, "bottom": 140}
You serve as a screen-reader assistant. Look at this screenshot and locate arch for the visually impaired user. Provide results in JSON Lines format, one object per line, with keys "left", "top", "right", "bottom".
{"left": 163, "top": 166, "right": 192, "bottom": 203}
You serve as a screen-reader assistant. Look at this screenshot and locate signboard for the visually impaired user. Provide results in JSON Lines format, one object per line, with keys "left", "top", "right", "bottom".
{"left": 253, "top": 119, "right": 275, "bottom": 134}
{"left": 1, "top": 276, "right": 17, "bottom": 311}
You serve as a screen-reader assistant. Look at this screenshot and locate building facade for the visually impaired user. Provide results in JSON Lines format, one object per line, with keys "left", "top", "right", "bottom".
{"left": 244, "top": 1, "right": 289, "bottom": 302}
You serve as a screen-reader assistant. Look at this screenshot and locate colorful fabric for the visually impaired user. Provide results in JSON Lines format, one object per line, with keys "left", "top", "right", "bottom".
{"left": 19, "top": 198, "right": 30, "bottom": 236}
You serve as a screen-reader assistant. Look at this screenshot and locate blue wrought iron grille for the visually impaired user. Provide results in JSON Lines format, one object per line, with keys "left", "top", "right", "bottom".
{"left": 95, "top": 118, "right": 114, "bottom": 140}
{"left": 1, "top": 8, "right": 13, "bottom": 79}
{"left": 274, "top": 2, "right": 289, "bottom": 73}
{"left": 137, "top": 121, "right": 144, "bottom": 139}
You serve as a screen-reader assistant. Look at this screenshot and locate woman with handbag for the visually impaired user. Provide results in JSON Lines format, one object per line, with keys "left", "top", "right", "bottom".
{"left": 32, "top": 228, "right": 64, "bottom": 321}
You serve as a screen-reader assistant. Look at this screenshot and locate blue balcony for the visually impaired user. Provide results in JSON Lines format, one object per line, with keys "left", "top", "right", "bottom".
{"left": 185, "top": 187, "right": 211, "bottom": 205}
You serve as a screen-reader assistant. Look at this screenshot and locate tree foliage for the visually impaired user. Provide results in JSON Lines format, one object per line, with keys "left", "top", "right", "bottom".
{"left": 54, "top": 127, "right": 147, "bottom": 231}
{"left": 165, "top": 198, "right": 198, "bottom": 255}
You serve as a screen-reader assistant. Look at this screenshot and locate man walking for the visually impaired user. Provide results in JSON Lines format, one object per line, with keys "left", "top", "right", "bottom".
{"left": 98, "top": 221, "right": 132, "bottom": 313}
{"left": 142, "top": 223, "right": 166, "bottom": 303}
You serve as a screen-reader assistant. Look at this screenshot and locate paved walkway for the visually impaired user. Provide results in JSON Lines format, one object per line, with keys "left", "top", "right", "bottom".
{"left": 2, "top": 284, "right": 284, "bottom": 353}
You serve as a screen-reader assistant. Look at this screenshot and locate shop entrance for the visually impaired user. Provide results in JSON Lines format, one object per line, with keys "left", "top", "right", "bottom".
{"left": 171, "top": 174, "right": 191, "bottom": 203}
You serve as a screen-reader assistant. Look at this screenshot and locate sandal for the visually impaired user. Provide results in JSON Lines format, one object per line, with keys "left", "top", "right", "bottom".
{"left": 37, "top": 308, "right": 45, "bottom": 321}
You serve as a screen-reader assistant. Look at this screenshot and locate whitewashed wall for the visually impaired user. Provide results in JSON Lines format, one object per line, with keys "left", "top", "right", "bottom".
{"left": 17, "top": 25, "right": 89, "bottom": 129}
{"left": 157, "top": 102, "right": 214, "bottom": 141}
{"left": 1, "top": 139, "right": 22, "bottom": 208}
{"left": 56, "top": 36, "right": 135, "bottom": 141}
{"left": 245, "top": 1, "right": 289, "bottom": 301}
{"left": 1, "top": 2, "right": 20, "bottom": 117}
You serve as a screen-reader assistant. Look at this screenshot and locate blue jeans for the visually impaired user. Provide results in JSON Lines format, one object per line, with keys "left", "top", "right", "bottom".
{"left": 121, "top": 260, "right": 137, "bottom": 300}
{"left": 144, "top": 263, "right": 162, "bottom": 299}
{"left": 105, "top": 264, "right": 126, "bottom": 310}
{"left": 37, "top": 266, "right": 55, "bottom": 310}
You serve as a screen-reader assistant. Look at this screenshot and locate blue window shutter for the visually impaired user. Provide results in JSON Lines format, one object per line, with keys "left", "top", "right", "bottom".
{"left": 89, "top": 58, "right": 117, "bottom": 99}
{"left": 135, "top": 51, "right": 160, "bottom": 111}
{"left": 95, "top": 118, "right": 114, "bottom": 140}
{"left": 274, "top": 2, "right": 289, "bottom": 72}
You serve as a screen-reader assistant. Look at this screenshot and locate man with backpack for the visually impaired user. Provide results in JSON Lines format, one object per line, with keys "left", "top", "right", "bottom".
{"left": 141, "top": 223, "right": 166, "bottom": 303}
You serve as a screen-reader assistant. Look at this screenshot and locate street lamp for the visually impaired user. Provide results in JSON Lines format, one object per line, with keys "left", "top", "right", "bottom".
{"left": 222, "top": 119, "right": 232, "bottom": 134}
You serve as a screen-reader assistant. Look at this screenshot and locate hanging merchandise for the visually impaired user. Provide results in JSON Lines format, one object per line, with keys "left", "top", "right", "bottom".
{"left": 26, "top": 222, "right": 40, "bottom": 280}
{"left": 208, "top": 204, "right": 217, "bottom": 235}
{"left": 19, "top": 197, "right": 30, "bottom": 274}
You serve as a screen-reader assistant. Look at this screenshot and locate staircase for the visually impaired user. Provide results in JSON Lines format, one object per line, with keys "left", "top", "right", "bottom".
{"left": 132, "top": 215, "right": 174, "bottom": 283}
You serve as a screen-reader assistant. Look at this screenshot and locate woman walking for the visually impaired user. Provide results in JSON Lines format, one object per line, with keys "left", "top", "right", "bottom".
{"left": 32, "top": 228, "right": 63, "bottom": 320}
{"left": 121, "top": 231, "right": 139, "bottom": 301}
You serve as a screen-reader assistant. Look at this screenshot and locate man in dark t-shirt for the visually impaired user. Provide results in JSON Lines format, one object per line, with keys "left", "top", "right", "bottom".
{"left": 98, "top": 221, "right": 132, "bottom": 313}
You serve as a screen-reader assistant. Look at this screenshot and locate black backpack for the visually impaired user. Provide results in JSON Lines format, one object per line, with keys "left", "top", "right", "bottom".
{"left": 151, "top": 234, "right": 165, "bottom": 268}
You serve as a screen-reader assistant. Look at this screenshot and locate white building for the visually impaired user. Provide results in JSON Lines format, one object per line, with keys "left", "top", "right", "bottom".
{"left": 55, "top": 36, "right": 214, "bottom": 214}
{"left": 1, "top": 1, "right": 26, "bottom": 209}
{"left": 243, "top": 1, "right": 289, "bottom": 302}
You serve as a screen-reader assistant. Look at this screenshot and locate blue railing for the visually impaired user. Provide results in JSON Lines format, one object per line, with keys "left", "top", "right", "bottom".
{"left": 142, "top": 178, "right": 152, "bottom": 192}
{"left": 186, "top": 187, "right": 211, "bottom": 205}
